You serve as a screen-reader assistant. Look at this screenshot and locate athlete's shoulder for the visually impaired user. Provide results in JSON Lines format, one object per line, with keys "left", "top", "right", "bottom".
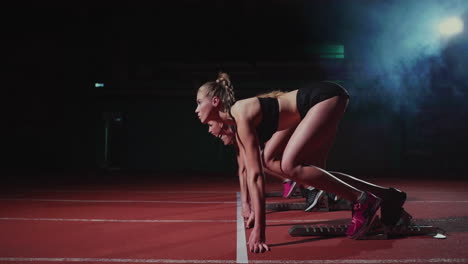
{"left": 231, "top": 97, "right": 260, "bottom": 121}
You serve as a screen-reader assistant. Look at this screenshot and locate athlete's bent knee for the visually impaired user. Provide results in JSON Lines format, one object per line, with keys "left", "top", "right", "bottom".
{"left": 263, "top": 158, "right": 275, "bottom": 171}
{"left": 281, "top": 161, "right": 301, "bottom": 180}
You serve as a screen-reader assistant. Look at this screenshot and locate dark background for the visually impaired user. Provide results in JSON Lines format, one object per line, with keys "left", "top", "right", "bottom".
{"left": 4, "top": 1, "right": 468, "bottom": 182}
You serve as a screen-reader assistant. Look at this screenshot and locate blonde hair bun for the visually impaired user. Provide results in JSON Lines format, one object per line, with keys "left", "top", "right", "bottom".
{"left": 197, "top": 72, "right": 236, "bottom": 112}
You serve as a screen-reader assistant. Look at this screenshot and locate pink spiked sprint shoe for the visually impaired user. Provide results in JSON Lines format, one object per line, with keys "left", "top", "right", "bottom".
{"left": 346, "top": 192, "right": 381, "bottom": 239}
{"left": 282, "top": 180, "right": 297, "bottom": 198}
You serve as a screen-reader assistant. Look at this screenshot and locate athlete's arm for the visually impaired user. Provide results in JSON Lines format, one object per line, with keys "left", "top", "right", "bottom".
{"left": 231, "top": 104, "right": 270, "bottom": 253}
{"left": 236, "top": 149, "right": 251, "bottom": 221}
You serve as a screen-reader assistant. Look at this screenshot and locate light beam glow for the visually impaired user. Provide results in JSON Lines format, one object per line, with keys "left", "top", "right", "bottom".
{"left": 438, "top": 17, "right": 464, "bottom": 36}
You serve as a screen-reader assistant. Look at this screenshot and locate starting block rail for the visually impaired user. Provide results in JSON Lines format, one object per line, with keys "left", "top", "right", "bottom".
{"left": 266, "top": 191, "right": 303, "bottom": 198}
{"left": 288, "top": 210, "right": 447, "bottom": 240}
{"left": 266, "top": 202, "right": 308, "bottom": 211}
{"left": 266, "top": 192, "right": 352, "bottom": 212}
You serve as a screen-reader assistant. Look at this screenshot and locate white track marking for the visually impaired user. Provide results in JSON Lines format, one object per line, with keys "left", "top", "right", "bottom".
{"left": 251, "top": 259, "right": 468, "bottom": 263}
{"left": 407, "top": 201, "right": 468, "bottom": 203}
{"left": 22, "top": 190, "right": 237, "bottom": 194}
{"left": 2, "top": 217, "right": 465, "bottom": 224}
{"left": 236, "top": 192, "right": 248, "bottom": 264}
{"left": 7, "top": 189, "right": 468, "bottom": 194}
{"left": 0, "top": 198, "right": 235, "bottom": 204}
{"left": 0, "top": 217, "right": 235, "bottom": 223}
{"left": 0, "top": 217, "right": 335, "bottom": 223}
{"left": 1, "top": 198, "right": 468, "bottom": 204}
{"left": 0, "top": 257, "right": 467, "bottom": 263}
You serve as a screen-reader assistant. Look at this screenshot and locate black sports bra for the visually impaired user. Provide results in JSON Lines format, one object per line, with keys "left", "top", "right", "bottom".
{"left": 256, "top": 97, "right": 279, "bottom": 146}
{"left": 228, "top": 97, "right": 279, "bottom": 148}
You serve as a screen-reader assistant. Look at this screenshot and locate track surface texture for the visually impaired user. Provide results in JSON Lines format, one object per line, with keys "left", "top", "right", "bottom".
{"left": 1, "top": 172, "right": 468, "bottom": 263}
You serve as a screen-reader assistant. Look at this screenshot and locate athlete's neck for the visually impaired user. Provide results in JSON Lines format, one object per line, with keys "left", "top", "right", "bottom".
{"left": 218, "top": 110, "right": 235, "bottom": 125}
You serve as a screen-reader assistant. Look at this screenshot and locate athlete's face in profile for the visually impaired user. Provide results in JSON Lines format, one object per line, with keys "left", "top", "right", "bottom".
{"left": 195, "top": 89, "right": 217, "bottom": 124}
{"left": 207, "top": 120, "right": 235, "bottom": 145}
{"left": 219, "top": 134, "right": 234, "bottom": 146}
{"left": 207, "top": 120, "right": 222, "bottom": 137}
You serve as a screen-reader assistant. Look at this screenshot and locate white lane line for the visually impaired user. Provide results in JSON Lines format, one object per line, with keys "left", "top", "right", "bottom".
{"left": 2, "top": 198, "right": 468, "bottom": 204}
{"left": 0, "top": 258, "right": 232, "bottom": 263}
{"left": 0, "top": 217, "right": 334, "bottom": 223}
{"left": 407, "top": 192, "right": 468, "bottom": 194}
{"left": 0, "top": 199, "right": 236, "bottom": 204}
{"left": 1, "top": 217, "right": 464, "bottom": 224}
{"left": 16, "top": 190, "right": 237, "bottom": 194}
{"left": 251, "top": 259, "right": 468, "bottom": 263}
{"left": 0, "top": 258, "right": 467, "bottom": 263}
{"left": 408, "top": 201, "right": 468, "bottom": 203}
{"left": 0, "top": 217, "right": 236, "bottom": 223}
{"left": 267, "top": 219, "right": 332, "bottom": 223}
{"left": 236, "top": 192, "right": 248, "bottom": 264}
{"left": 7, "top": 189, "right": 468, "bottom": 194}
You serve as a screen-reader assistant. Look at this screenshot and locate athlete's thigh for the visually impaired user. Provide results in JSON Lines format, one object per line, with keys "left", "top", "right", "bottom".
{"left": 263, "top": 125, "right": 297, "bottom": 162}
{"left": 282, "top": 96, "right": 347, "bottom": 167}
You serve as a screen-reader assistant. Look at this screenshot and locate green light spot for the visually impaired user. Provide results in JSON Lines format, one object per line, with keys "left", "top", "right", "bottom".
{"left": 306, "top": 44, "right": 345, "bottom": 59}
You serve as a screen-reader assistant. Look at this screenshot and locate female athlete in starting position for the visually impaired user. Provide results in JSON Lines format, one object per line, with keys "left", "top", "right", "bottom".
{"left": 207, "top": 119, "right": 329, "bottom": 227}
{"left": 195, "top": 73, "right": 406, "bottom": 253}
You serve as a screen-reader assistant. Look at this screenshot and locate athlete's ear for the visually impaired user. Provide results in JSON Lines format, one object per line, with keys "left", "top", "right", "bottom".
{"left": 212, "top": 96, "right": 220, "bottom": 107}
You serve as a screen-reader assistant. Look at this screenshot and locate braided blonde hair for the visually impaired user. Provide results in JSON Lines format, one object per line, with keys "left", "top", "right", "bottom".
{"left": 198, "top": 72, "right": 236, "bottom": 112}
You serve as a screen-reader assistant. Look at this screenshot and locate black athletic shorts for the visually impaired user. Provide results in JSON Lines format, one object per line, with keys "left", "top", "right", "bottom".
{"left": 296, "top": 81, "right": 349, "bottom": 119}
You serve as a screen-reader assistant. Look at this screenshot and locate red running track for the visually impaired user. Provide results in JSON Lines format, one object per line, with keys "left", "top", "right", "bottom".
{"left": 1, "top": 173, "right": 468, "bottom": 264}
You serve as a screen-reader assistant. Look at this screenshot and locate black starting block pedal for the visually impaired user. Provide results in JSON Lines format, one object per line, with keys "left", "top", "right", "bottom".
{"left": 288, "top": 209, "right": 447, "bottom": 240}
{"left": 266, "top": 191, "right": 303, "bottom": 198}
{"left": 266, "top": 202, "right": 306, "bottom": 211}
{"left": 266, "top": 192, "right": 352, "bottom": 212}
{"left": 289, "top": 223, "right": 349, "bottom": 237}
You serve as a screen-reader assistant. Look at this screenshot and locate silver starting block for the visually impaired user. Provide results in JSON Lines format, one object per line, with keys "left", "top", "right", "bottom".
{"left": 288, "top": 210, "right": 447, "bottom": 240}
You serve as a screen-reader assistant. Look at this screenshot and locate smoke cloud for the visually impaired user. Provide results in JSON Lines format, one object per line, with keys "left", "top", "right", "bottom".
{"left": 337, "top": 0, "right": 468, "bottom": 114}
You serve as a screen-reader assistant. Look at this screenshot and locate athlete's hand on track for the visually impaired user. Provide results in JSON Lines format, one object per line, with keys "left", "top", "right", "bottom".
{"left": 247, "top": 229, "right": 270, "bottom": 253}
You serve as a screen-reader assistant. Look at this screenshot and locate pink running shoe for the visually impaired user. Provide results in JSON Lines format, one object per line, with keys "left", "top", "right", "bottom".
{"left": 346, "top": 192, "right": 381, "bottom": 239}
{"left": 282, "top": 181, "right": 297, "bottom": 198}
